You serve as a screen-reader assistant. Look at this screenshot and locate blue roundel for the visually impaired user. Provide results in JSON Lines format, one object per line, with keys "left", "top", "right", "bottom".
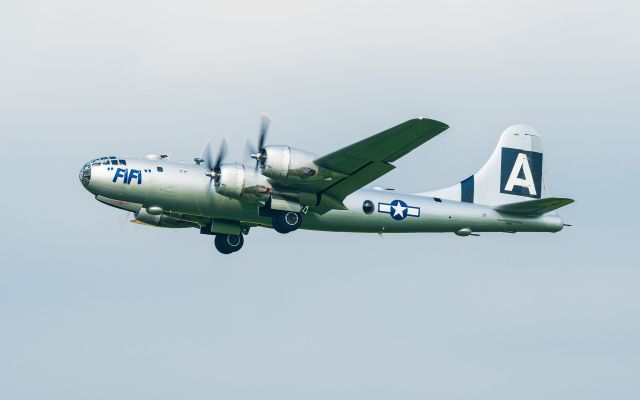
{"left": 390, "top": 199, "right": 409, "bottom": 220}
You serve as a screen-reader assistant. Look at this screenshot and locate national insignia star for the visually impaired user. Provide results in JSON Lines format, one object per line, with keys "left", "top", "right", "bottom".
{"left": 391, "top": 201, "right": 407, "bottom": 218}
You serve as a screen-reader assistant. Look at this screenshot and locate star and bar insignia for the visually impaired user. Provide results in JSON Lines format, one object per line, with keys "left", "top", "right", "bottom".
{"left": 378, "top": 199, "right": 420, "bottom": 221}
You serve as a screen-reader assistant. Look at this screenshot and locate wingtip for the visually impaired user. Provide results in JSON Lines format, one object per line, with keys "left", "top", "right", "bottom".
{"left": 414, "top": 117, "right": 449, "bottom": 130}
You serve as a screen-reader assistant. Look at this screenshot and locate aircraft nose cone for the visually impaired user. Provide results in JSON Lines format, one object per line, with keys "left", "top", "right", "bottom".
{"left": 79, "top": 161, "right": 92, "bottom": 188}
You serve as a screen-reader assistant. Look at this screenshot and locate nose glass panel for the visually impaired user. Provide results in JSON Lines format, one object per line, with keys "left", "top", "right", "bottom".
{"left": 79, "top": 162, "right": 91, "bottom": 187}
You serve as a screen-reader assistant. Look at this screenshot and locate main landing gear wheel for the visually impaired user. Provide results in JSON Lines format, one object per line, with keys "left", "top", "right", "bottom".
{"left": 214, "top": 234, "right": 244, "bottom": 254}
{"left": 272, "top": 210, "right": 303, "bottom": 234}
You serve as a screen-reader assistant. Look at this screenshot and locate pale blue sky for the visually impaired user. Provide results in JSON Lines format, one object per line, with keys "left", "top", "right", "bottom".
{"left": 0, "top": 1, "right": 638, "bottom": 399}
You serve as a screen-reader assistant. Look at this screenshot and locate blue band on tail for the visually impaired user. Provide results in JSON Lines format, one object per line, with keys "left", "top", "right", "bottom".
{"left": 461, "top": 175, "right": 474, "bottom": 203}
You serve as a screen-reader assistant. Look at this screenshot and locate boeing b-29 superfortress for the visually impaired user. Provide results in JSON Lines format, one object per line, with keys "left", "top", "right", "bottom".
{"left": 79, "top": 116, "right": 573, "bottom": 254}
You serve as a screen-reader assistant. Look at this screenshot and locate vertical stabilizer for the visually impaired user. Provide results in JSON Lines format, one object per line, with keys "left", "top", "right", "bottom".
{"left": 420, "top": 124, "right": 549, "bottom": 206}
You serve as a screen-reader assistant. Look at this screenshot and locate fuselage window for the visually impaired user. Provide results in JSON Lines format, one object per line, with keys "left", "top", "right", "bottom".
{"left": 157, "top": 166, "right": 164, "bottom": 172}
{"left": 434, "top": 197, "right": 442, "bottom": 203}
{"left": 362, "top": 200, "right": 375, "bottom": 214}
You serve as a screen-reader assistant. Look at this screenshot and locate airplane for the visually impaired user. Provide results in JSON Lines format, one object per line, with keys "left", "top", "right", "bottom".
{"left": 79, "top": 116, "right": 574, "bottom": 254}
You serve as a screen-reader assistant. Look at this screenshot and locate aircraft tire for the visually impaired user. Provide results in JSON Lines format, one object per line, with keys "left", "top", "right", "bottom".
{"left": 214, "top": 234, "right": 244, "bottom": 254}
{"left": 272, "top": 211, "right": 302, "bottom": 234}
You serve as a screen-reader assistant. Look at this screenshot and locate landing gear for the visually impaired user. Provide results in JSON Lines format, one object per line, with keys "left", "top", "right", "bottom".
{"left": 272, "top": 210, "right": 303, "bottom": 234}
{"left": 214, "top": 233, "right": 244, "bottom": 254}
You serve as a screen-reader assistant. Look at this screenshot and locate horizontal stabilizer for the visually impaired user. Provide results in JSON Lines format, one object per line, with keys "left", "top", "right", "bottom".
{"left": 494, "top": 197, "right": 574, "bottom": 216}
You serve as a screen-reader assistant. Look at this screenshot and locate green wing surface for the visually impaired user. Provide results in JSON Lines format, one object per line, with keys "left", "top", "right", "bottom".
{"left": 312, "top": 118, "right": 449, "bottom": 213}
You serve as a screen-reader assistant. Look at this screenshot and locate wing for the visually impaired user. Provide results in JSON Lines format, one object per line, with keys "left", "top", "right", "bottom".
{"left": 312, "top": 118, "right": 449, "bottom": 213}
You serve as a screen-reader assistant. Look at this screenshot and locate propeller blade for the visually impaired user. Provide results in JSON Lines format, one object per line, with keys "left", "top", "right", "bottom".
{"left": 119, "top": 211, "right": 135, "bottom": 235}
{"left": 203, "top": 138, "right": 228, "bottom": 190}
{"left": 251, "top": 113, "right": 271, "bottom": 170}
{"left": 213, "top": 136, "right": 229, "bottom": 171}
{"left": 258, "top": 113, "right": 270, "bottom": 151}
{"left": 202, "top": 140, "right": 215, "bottom": 171}
{"left": 243, "top": 138, "right": 257, "bottom": 164}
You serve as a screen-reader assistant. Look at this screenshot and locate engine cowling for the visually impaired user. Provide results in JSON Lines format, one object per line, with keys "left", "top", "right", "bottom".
{"left": 214, "top": 163, "right": 272, "bottom": 204}
{"left": 259, "top": 145, "right": 324, "bottom": 181}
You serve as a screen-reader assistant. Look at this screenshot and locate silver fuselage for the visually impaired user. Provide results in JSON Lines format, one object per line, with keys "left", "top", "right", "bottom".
{"left": 80, "top": 156, "right": 564, "bottom": 234}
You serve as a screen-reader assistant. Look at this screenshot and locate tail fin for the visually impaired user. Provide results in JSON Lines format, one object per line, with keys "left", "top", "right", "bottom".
{"left": 421, "top": 124, "right": 552, "bottom": 206}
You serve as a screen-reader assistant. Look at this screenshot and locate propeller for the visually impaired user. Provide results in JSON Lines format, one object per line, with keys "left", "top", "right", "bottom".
{"left": 243, "top": 137, "right": 257, "bottom": 165}
{"left": 204, "top": 137, "right": 229, "bottom": 188}
{"left": 247, "top": 113, "right": 271, "bottom": 170}
{"left": 118, "top": 210, "right": 134, "bottom": 234}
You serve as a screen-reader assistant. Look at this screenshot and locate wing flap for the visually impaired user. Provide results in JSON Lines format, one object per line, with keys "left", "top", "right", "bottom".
{"left": 314, "top": 161, "right": 395, "bottom": 214}
{"left": 494, "top": 197, "right": 574, "bottom": 216}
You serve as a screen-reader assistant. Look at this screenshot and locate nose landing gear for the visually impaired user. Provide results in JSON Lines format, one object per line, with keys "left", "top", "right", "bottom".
{"left": 214, "top": 233, "right": 244, "bottom": 254}
{"left": 272, "top": 210, "right": 303, "bottom": 234}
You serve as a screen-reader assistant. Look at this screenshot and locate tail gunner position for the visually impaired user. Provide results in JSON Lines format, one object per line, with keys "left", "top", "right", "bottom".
{"left": 79, "top": 116, "right": 574, "bottom": 254}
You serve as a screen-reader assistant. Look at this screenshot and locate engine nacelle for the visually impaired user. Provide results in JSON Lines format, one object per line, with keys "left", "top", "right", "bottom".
{"left": 134, "top": 209, "right": 195, "bottom": 228}
{"left": 259, "top": 145, "right": 324, "bottom": 181}
{"left": 215, "top": 163, "right": 272, "bottom": 204}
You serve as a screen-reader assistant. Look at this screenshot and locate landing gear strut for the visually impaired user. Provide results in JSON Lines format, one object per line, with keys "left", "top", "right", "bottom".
{"left": 214, "top": 233, "right": 244, "bottom": 254}
{"left": 272, "top": 210, "right": 303, "bottom": 234}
